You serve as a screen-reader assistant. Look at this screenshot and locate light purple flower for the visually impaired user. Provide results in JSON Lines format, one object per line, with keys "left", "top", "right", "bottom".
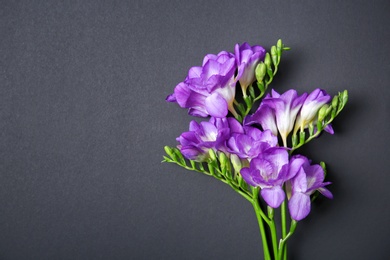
{"left": 235, "top": 42, "right": 266, "bottom": 97}
{"left": 176, "top": 117, "right": 242, "bottom": 161}
{"left": 247, "top": 89, "right": 307, "bottom": 147}
{"left": 240, "top": 147, "right": 292, "bottom": 208}
{"left": 288, "top": 155, "right": 333, "bottom": 221}
{"left": 244, "top": 102, "right": 278, "bottom": 137}
{"left": 294, "top": 88, "right": 331, "bottom": 133}
{"left": 227, "top": 127, "right": 278, "bottom": 160}
{"left": 166, "top": 51, "right": 237, "bottom": 118}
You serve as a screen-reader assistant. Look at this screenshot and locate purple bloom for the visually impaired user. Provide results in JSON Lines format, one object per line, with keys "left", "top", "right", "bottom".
{"left": 235, "top": 42, "right": 266, "bottom": 97}
{"left": 244, "top": 102, "right": 278, "bottom": 137}
{"left": 227, "top": 127, "right": 278, "bottom": 160}
{"left": 288, "top": 155, "right": 333, "bottom": 221}
{"left": 247, "top": 89, "right": 307, "bottom": 146}
{"left": 176, "top": 117, "right": 241, "bottom": 161}
{"left": 166, "top": 51, "right": 237, "bottom": 118}
{"left": 294, "top": 88, "right": 331, "bottom": 133}
{"left": 240, "top": 147, "right": 291, "bottom": 208}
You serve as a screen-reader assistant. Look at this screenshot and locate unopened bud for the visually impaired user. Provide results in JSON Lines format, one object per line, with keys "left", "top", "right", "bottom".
{"left": 230, "top": 154, "right": 242, "bottom": 173}
{"left": 318, "top": 104, "right": 329, "bottom": 122}
{"left": 331, "top": 95, "right": 338, "bottom": 109}
{"left": 255, "top": 62, "right": 266, "bottom": 83}
{"left": 208, "top": 149, "right": 217, "bottom": 161}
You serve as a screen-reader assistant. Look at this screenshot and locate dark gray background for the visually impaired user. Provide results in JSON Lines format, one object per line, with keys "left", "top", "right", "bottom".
{"left": 1, "top": 0, "right": 389, "bottom": 259}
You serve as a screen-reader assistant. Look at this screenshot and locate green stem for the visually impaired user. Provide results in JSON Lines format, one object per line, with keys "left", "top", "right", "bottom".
{"left": 252, "top": 189, "right": 271, "bottom": 260}
{"left": 278, "top": 220, "right": 298, "bottom": 260}
{"left": 280, "top": 200, "right": 287, "bottom": 260}
{"left": 268, "top": 207, "right": 279, "bottom": 260}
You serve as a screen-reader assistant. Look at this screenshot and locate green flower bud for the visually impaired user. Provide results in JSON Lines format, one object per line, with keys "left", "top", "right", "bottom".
{"left": 255, "top": 62, "right": 266, "bottom": 83}
{"left": 264, "top": 53, "right": 272, "bottom": 68}
{"left": 342, "top": 90, "right": 348, "bottom": 105}
{"left": 318, "top": 104, "right": 329, "bottom": 122}
{"left": 208, "top": 149, "right": 217, "bottom": 161}
{"left": 230, "top": 154, "right": 242, "bottom": 174}
{"left": 277, "top": 39, "right": 283, "bottom": 51}
{"left": 331, "top": 95, "right": 339, "bottom": 109}
{"left": 164, "top": 146, "right": 175, "bottom": 159}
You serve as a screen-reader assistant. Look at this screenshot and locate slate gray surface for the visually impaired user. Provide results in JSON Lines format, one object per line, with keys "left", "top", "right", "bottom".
{"left": 1, "top": 1, "right": 389, "bottom": 259}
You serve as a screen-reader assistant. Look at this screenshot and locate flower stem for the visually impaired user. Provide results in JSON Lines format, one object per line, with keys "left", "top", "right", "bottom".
{"left": 281, "top": 200, "right": 287, "bottom": 260}
{"left": 267, "top": 207, "right": 279, "bottom": 260}
{"left": 278, "top": 220, "right": 298, "bottom": 260}
{"left": 252, "top": 189, "right": 271, "bottom": 260}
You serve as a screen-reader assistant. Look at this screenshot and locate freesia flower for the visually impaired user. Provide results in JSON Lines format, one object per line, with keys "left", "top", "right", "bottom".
{"left": 227, "top": 127, "right": 277, "bottom": 160}
{"left": 235, "top": 42, "right": 266, "bottom": 97}
{"left": 166, "top": 51, "right": 237, "bottom": 118}
{"left": 288, "top": 155, "right": 333, "bottom": 221}
{"left": 248, "top": 89, "right": 307, "bottom": 147}
{"left": 244, "top": 102, "right": 278, "bottom": 137}
{"left": 294, "top": 88, "right": 331, "bottom": 134}
{"left": 240, "top": 147, "right": 291, "bottom": 208}
{"left": 176, "top": 117, "right": 242, "bottom": 161}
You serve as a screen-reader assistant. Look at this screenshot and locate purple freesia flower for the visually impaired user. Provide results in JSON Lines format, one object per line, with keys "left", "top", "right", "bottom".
{"left": 227, "top": 127, "right": 278, "bottom": 160}
{"left": 246, "top": 89, "right": 307, "bottom": 147}
{"left": 240, "top": 147, "right": 293, "bottom": 208}
{"left": 166, "top": 51, "right": 237, "bottom": 118}
{"left": 288, "top": 155, "right": 333, "bottom": 221}
{"left": 235, "top": 42, "right": 266, "bottom": 97}
{"left": 244, "top": 102, "right": 278, "bottom": 137}
{"left": 294, "top": 88, "right": 331, "bottom": 133}
{"left": 176, "top": 117, "right": 242, "bottom": 161}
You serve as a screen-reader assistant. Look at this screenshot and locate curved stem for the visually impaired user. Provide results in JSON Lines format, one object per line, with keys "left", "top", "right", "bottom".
{"left": 278, "top": 220, "right": 298, "bottom": 260}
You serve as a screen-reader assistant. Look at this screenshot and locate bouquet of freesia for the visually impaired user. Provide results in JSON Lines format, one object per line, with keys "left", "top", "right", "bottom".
{"left": 163, "top": 39, "right": 348, "bottom": 260}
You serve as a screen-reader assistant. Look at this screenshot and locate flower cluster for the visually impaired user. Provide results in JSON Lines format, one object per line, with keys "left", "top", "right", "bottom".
{"left": 173, "top": 94, "right": 333, "bottom": 221}
{"left": 163, "top": 39, "right": 347, "bottom": 259}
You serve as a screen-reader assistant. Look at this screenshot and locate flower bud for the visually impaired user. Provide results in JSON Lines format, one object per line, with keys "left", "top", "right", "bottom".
{"left": 164, "top": 146, "right": 175, "bottom": 159}
{"left": 208, "top": 149, "right": 217, "bottom": 161}
{"left": 255, "top": 62, "right": 266, "bottom": 83}
{"left": 342, "top": 90, "right": 348, "bottom": 106}
{"left": 331, "top": 95, "right": 338, "bottom": 109}
{"left": 218, "top": 152, "right": 228, "bottom": 166}
{"left": 264, "top": 53, "right": 272, "bottom": 68}
{"left": 230, "top": 154, "right": 242, "bottom": 174}
{"left": 318, "top": 104, "right": 329, "bottom": 122}
{"left": 277, "top": 39, "right": 283, "bottom": 51}
{"left": 271, "top": 46, "right": 278, "bottom": 65}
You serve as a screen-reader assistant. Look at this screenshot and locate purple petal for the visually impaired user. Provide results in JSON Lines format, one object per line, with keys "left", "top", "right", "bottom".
{"left": 261, "top": 186, "right": 285, "bottom": 208}
{"left": 198, "top": 122, "right": 218, "bottom": 142}
{"left": 257, "top": 129, "right": 278, "bottom": 147}
{"left": 287, "top": 156, "right": 307, "bottom": 180}
{"left": 262, "top": 147, "right": 289, "bottom": 174}
{"left": 240, "top": 168, "right": 259, "bottom": 187}
{"left": 305, "top": 165, "right": 325, "bottom": 191}
{"left": 271, "top": 89, "right": 281, "bottom": 98}
{"left": 175, "top": 82, "right": 206, "bottom": 109}
{"left": 228, "top": 117, "right": 245, "bottom": 134}
{"left": 188, "top": 108, "right": 209, "bottom": 117}
{"left": 289, "top": 193, "right": 311, "bottom": 221}
{"left": 251, "top": 158, "right": 274, "bottom": 180}
{"left": 166, "top": 93, "right": 176, "bottom": 102}
{"left": 246, "top": 104, "right": 278, "bottom": 136}
{"left": 205, "top": 93, "right": 228, "bottom": 118}
{"left": 188, "top": 121, "right": 200, "bottom": 132}
{"left": 324, "top": 124, "right": 334, "bottom": 134}
{"left": 188, "top": 66, "right": 202, "bottom": 78}
{"left": 180, "top": 146, "right": 206, "bottom": 161}
{"left": 290, "top": 167, "right": 308, "bottom": 193}
{"left": 318, "top": 187, "right": 333, "bottom": 199}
